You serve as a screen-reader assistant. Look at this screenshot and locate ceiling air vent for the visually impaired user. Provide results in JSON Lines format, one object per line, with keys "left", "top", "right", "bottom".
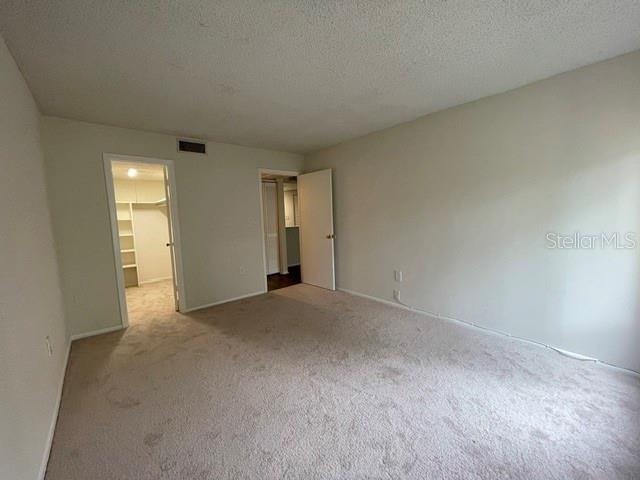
{"left": 177, "top": 139, "right": 206, "bottom": 154}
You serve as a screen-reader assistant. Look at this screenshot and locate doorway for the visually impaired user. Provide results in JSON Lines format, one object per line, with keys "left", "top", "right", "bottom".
{"left": 261, "top": 172, "right": 301, "bottom": 291}
{"left": 259, "top": 168, "right": 335, "bottom": 292}
{"left": 104, "top": 154, "right": 185, "bottom": 327}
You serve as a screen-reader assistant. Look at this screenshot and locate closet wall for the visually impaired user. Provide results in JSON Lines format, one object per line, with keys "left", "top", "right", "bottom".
{"left": 283, "top": 183, "right": 300, "bottom": 267}
{"left": 115, "top": 178, "right": 165, "bottom": 203}
{"left": 114, "top": 178, "right": 172, "bottom": 285}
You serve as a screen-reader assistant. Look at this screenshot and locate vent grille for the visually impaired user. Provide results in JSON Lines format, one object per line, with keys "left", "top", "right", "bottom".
{"left": 178, "top": 139, "right": 206, "bottom": 154}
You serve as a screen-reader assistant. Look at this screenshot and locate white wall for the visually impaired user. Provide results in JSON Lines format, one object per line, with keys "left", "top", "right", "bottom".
{"left": 306, "top": 51, "right": 640, "bottom": 372}
{"left": 42, "top": 117, "right": 303, "bottom": 336}
{"left": 0, "top": 37, "right": 68, "bottom": 480}
{"left": 284, "top": 184, "right": 300, "bottom": 266}
{"left": 286, "top": 228, "right": 300, "bottom": 267}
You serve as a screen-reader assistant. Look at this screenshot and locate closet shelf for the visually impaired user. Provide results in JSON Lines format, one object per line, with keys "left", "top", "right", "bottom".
{"left": 116, "top": 199, "right": 166, "bottom": 206}
{"left": 116, "top": 200, "right": 139, "bottom": 288}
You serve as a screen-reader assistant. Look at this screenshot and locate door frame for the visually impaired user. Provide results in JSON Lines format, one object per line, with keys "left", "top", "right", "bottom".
{"left": 103, "top": 153, "right": 187, "bottom": 328}
{"left": 258, "top": 168, "right": 300, "bottom": 292}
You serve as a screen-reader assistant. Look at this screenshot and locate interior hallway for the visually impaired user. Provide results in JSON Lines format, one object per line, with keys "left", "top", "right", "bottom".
{"left": 46, "top": 283, "right": 640, "bottom": 479}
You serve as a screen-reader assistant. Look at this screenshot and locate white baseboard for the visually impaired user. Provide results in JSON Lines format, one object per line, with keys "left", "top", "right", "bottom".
{"left": 182, "top": 290, "right": 265, "bottom": 313}
{"left": 338, "top": 287, "right": 639, "bottom": 376}
{"left": 38, "top": 338, "right": 71, "bottom": 479}
{"left": 287, "top": 263, "right": 300, "bottom": 268}
{"left": 70, "top": 324, "right": 125, "bottom": 341}
{"left": 339, "top": 288, "right": 415, "bottom": 313}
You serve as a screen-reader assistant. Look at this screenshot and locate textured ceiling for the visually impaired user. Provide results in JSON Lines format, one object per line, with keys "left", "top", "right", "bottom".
{"left": 1, "top": 1, "right": 639, "bottom": 153}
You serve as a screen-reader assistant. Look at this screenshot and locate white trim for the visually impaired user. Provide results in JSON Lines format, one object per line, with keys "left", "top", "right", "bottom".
{"left": 338, "top": 288, "right": 415, "bottom": 312}
{"left": 338, "top": 287, "right": 639, "bottom": 376}
{"left": 260, "top": 168, "right": 301, "bottom": 177}
{"left": 287, "top": 263, "right": 301, "bottom": 268}
{"left": 162, "top": 160, "right": 186, "bottom": 312}
{"left": 103, "top": 153, "right": 187, "bottom": 328}
{"left": 38, "top": 338, "right": 71, "bottom": 480}
{"left": 103, "top": 156, "right": 130, "bottom": 327}
{"left": 551, "top": 347, "right": 599, "bottom": 362}
{"left": 69, "top": 325, "right": 125, "bottom": 342}
{"left": 139, "top": 276, "right": 173, "bottom": 285}
{"left": 182, "top": 290, "right": 265, "bottom": 313}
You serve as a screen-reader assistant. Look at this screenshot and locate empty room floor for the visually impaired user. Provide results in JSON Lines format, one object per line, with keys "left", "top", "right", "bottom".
{"left": 46, "top": 284, "right": 640, "bottom": 479}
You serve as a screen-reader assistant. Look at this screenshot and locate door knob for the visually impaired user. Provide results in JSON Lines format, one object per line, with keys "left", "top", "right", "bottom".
{"left": 326, "top": 234, "right": 335, "bottom": 239}
{"left": 166, "top": 243, "right": 173, "bottom": 247}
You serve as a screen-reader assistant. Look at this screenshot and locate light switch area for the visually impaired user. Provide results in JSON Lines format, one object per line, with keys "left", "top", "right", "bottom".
{"left": 394, "top": 270, "right": 403, "bottom": 282}
{"left": 45, "top": 335, "right": 53, "bottom": 356}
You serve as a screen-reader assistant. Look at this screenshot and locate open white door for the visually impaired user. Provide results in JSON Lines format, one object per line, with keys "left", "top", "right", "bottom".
{"left": 163, "top": 166, "right": 180, "bottom": 311}
{"left": 298, "top": 169, "right": 335, "bottom": 290}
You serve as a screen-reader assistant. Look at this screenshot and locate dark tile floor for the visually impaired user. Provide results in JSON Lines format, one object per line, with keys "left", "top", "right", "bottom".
{"left": 267, "top": 265, "right": 301, "bottom": 291}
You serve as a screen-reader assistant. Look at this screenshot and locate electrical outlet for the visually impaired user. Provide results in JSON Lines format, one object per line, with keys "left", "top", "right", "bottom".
{"left": 239, "top": 266, "right": 247, "bottom": 275}
{"left": 394, "top": 270, "right": 403, "bottom": 282}
{"left": 393, "top": 289, "right": 401, "bottom": 302}
{"left": 45, "top": 336, "right": 53, "bottom": 357}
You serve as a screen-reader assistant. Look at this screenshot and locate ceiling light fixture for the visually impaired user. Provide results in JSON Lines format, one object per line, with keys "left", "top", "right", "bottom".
{"left": 127, "top": 168, "right": 138, "bottom": 178}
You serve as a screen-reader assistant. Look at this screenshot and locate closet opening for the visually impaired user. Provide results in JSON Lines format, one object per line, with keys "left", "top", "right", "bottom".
{"left": 260, "top": 171, "right": 302, "bottom": 291}
{"left": 104, "top": 154, "right": 184, "bottom": 327}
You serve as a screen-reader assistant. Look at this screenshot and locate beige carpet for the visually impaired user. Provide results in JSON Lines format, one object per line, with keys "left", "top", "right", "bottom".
{"left": 46, "top": 281, "right": 640, "bottom": 479}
